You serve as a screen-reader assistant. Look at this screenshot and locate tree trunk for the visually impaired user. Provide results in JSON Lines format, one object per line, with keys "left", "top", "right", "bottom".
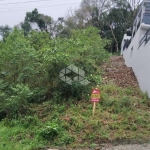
{"left": 108, "top": 24, "right": 119, "bottom": 53}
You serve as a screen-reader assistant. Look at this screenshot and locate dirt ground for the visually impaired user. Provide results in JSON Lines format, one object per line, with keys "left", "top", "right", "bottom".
{"left": 101, "top": 56, "right": 139, "bottom": 88}
{"left": 101, "top": 144, "right": 150, "bottom": 150}
{"left": 100, "top": 56, "right": 150, "bottom": 150}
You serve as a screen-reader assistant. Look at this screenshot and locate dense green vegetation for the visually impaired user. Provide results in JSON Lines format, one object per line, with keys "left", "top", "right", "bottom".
{"left": 0, "top": 27, "right": 110, "bottom": 118}
{"left": 0, "top": 0, "right": 148, "bottom": 149}
{"left": 0, "top": 26, "right": 150, "bottom": 149}
{"left": 0, "top": 25, "right": 112, "bottom": 149}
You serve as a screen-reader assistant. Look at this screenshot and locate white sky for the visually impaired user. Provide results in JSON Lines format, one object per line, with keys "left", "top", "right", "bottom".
{"left": 0, "top": 0, "right": 82, "bottom": 27}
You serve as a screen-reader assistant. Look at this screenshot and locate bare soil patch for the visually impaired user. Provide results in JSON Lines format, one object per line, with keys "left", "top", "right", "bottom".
{"left": 102, "top": 56, "right": 139, "bottom": 88}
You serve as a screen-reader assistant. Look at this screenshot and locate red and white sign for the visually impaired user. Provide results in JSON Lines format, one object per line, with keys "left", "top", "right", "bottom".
{"left": 90, "top": 88, "right": 100, "bottom": 102}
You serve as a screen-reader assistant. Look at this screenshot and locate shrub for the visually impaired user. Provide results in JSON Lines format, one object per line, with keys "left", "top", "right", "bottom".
{"left": 1, "top": 84, "right": 33, "bottom": 118}
{"left": 28, "top": 88, "right": 47, "bottom": 103}
{"left": 39, "top": 123, "right": 59, "bottom": 140}
{"left": 0, "top": 27, "right": 110, "bottom": 107}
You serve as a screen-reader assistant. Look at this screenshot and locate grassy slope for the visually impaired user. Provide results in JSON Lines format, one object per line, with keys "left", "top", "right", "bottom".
{"left": 0, "top": 83, "right": 150, "bottom": 150}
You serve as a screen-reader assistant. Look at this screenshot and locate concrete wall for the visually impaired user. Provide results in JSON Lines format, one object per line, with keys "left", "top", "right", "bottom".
{"left": 121, "top": 0, "right": 150, "bottom": 96}
{"left": 122, "top": 28, "right": 142, "bottom": 67}
{"left": 132, "top": 38, "right": 150, "bottom": 95}
{"left": 122, "top": 24, "right": 150, "bottom": 96}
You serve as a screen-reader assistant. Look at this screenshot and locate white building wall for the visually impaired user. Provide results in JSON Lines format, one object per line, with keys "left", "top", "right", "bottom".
{"left": 121, "top": 0, "right": 150, "bottom": 96}
{"left": 122, "top": 28, "right": 141, "bottom": 67}
{"left": 132, "top": 41, "right": 150, "bottom": 95}
{"left": 122, "top": 25, "right": 150, "bottom": 96}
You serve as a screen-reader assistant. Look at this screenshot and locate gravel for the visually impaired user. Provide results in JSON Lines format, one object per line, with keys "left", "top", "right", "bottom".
{"left": 47, "top": 144, "right": 150, "bottom": 150}
{"left": 101, "top": 144, "right": 150, "bottom": 150}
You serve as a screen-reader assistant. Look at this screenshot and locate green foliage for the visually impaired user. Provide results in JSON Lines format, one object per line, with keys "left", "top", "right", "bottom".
{"left": 22, "top": 8, "right": 53, "bottom": 35}
{"left": 0, "top": 110, "right": 7, "bottom": 121}
{"left": 55, "top": 82, "right": 91, "bottom": 101}
{"left": 0, "top": 28, "right": 39, "bottom": 86}
{"left": 65, "top": 0, "right": 134, "bottom": 52}
{"left": 0, "top": 26, "right": 110, "bottom": 116}
{"left": 0, "top": 83, "right": 150, "bottom": 149}
{"left": 59, "top": 134, "right": 75, "bottom": 145}
{"left": 29, "top": 88, "right": 46, "bottom": 103}
{"left": 1, "top": 3, "right": 149, "bottom": 149}
{"left": 40, "top": 123, "right": 59, "bottom": 140}
{"left": 21, "top": 20, "right": 31, "bottom": 36}
{"left": 4, "top": 115, "right": 40, "bottom": 128}
{"left": 28, "top": 31, "right": 51, "bottom": 51}
{"left": 0, "top": 25, "right": 12, "bottom": 41}
{"left": 120, "top": 96, "right": 132, "bottom": 108}
{"left": 1, "top": 84, "right": 33, "bottom": 118}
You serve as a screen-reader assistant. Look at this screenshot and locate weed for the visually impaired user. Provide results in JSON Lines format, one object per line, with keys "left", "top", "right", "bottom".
{"left": 0, "top": 81, "right": 150, "bottom": 149}
{"left": 89, "top": 143, "right": 98, "bottom": 149}
{"left": 135, "top": 116, "right": 146, "bottom": 126}
{"left": 39, "top": 123, "right": 59, "bottom": 140}
{"left": 125, "top": 88, "right": 133, "bottom": 95}
{"left": 100, "top": 129, "right": 110, "bottom": 140}
{"left": 60, "top": 134, "right": 75, "bottom": 145}
{"left": 110, "top": 114, "right": 118, "bottom": 121}
{"left": 120, "top": 96, "right": 132, "bottom": 108}
{"left": 101, "top": 97, "right": 114, "bottom": 108}
{"left": 131, "top": 124, "right": 137, "bottom": 131}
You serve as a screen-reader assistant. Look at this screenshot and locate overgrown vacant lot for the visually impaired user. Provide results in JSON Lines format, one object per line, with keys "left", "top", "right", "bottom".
{"left": 0, "top": 0, "right": 149, "bottom": 149}
{"left": 1, "top": 58, "right": 150, "bottom": 150}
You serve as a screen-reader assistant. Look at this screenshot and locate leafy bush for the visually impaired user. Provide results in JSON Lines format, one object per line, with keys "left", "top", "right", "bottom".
{"left": 1, "top": 84, "right": 33, "bottom": 118}
{"left": 29, "top": 88, "right": 47, "bottom": 103}
{"left": 0, "top": 111, "right": 7, "bottom": 121}
{"left": 40, "top": 123, "right": 59, "bottom": 140}
{"left": 0, "top": 27, "right": 110, "bottom": 116}
{"left": 55, "top": 81, "right": 91, "bottom": 101}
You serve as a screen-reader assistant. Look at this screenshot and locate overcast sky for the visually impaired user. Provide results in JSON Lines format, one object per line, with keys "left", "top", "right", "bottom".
{"left": 0, "top": 0, "right": 82, "bottom": 27}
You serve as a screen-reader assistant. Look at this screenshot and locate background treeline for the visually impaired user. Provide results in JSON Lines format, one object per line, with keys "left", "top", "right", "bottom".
{"left": 0, "top": 0, "right": 140, "bottom": 52}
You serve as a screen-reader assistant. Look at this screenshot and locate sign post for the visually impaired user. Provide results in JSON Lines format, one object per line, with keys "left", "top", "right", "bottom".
{"left": 93, "top": 102, "right": 96, "bottom": 116}
{"left": 90, "top": 88, "right": 100, "bottom": 116}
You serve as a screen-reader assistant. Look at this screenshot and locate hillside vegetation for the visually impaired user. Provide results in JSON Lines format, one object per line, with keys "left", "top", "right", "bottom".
{"left": 0, "top": 27, "right": 109, "bottom": 117}
{"left": 0, "top": 27, "right": 150, "bottom": 150}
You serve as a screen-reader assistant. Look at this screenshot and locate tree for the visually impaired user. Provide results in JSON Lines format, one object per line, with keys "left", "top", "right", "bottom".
{"left": 127, "top": 0, "right": 141, "bottom": 10}
{"left": 27, "top": 30, "right": 51, "bottom": 51}
{"left": 53, "top": 17, "right": 71, "bottom": 38}
{"left": 65, "top": 0, "right": 135, "bottom": 52}
{"left": 65, "top": 0, "right": 97, "bottom": 29}
{"left": 100, "top": 6, "right": 132, "bottom": 52}
{"left": 93, "top": 0, "right": 134, "bottom": 52}
{"left": 21, "top": 8, "right": 54, "bottom": 36}
{"left": 0, "top": 25, "right": 12, "bottom": 41}
{"left": 21, "top": 20, "right": 32, "bottom": 36}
